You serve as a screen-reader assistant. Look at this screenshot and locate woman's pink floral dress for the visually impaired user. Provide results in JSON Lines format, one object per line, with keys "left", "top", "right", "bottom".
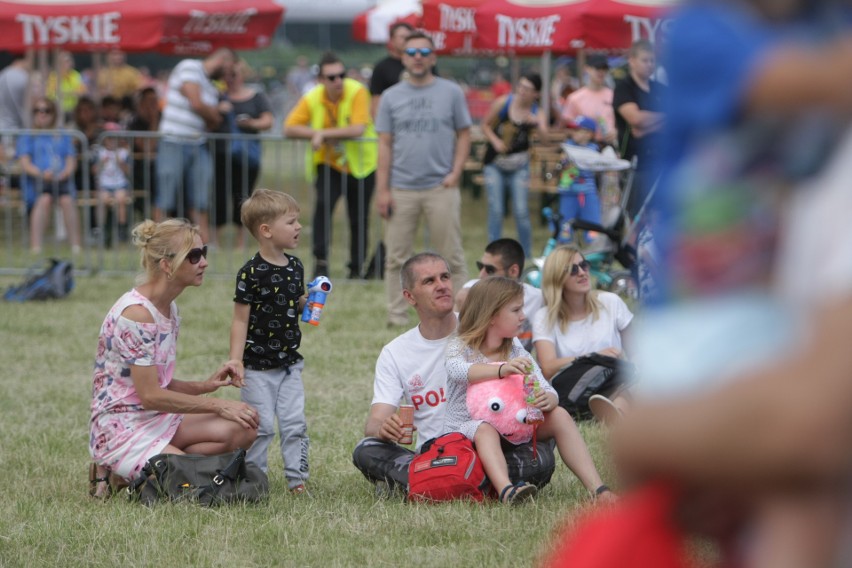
{"left": 89, "top": 289, "right": 184, "bottom": 479}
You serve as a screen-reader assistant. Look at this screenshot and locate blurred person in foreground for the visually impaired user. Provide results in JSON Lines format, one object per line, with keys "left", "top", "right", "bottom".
{"left": 546, "top": 1, "right": 852, "bottom": 567}
{"left": 89, "top": 219, "right": 257, "bottom": 498}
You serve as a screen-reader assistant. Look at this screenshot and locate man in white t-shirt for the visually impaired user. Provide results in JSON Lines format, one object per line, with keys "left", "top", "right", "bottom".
{"left": 155, "top": 47, "right": 236, "bottom": 243}
{"left": 353, "top": 252, "right": 554, "bottom": 497}
{"left": 454, "top": 239, "right": 543, "bottom": 352}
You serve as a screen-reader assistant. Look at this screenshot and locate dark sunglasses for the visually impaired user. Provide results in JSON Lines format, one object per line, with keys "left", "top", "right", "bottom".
{"left": 185, "top": 245, "right": 208, "bottom": 264}
{"left": 34, "top": 107, "right": 53, "bottom": 114}
{"left": 476, "top": 260, "right": 499, "bottom": 276}
{"left": 404, "top": 47, "right": 433, "bottom": 57}
{"left": 568, "top": 259, "right": 591, "bottom": 276}
{"left": 323, "top": 72, "right": 346, "bottom": 81}
{"left": 166, "top": 245, "right": 207, "bottom": 265}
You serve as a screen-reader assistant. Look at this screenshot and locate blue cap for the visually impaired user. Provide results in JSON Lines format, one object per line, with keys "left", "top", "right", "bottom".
{"left": 571, "top": 116, "right": 597, "bottom": 132}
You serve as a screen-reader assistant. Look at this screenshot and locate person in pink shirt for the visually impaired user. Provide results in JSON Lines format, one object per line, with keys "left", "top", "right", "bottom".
{"left": 561, "top": 54, "right": 616, "bottom": 146}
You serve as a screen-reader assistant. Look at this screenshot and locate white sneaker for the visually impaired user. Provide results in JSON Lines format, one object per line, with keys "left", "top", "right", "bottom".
{"left": 589, "top": 394, "right": 623, "bottom": 426}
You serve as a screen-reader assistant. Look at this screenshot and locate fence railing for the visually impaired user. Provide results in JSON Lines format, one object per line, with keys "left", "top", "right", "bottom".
{"left": 0, "top": 128, "right": 381, "bottom": 278}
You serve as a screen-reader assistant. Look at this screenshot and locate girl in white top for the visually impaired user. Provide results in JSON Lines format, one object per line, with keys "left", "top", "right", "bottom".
{"left": 444, "top": 277, "right": 614, "bottom": 504}
{"left": 533, "top": 245, "right": 633, "bottom": 380}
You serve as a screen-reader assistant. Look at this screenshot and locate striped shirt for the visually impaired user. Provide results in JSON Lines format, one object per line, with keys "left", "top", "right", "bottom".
{"left": 159, "top": 59, "right": 218, "bottom": 142}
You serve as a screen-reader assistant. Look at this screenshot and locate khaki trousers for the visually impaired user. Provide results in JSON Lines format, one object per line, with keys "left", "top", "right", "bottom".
{"left": 384, "top": 185, "right": 468, "bottom": 324}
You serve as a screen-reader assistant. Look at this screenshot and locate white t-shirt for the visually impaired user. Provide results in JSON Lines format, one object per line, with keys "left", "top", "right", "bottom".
{"left": 463, "top": 279, "right": 543, "bottom": 351}
{"left": 532, "top": 291, "right": 632, "bottom": 358}
{"left": 372, "top": 324, "right": 451, "bottom": 450}
{"left": 97, "top": 147, "right": 129, "bottom": 191}
{"left": 160, "top": 59, "right": 219, "bottom": 141}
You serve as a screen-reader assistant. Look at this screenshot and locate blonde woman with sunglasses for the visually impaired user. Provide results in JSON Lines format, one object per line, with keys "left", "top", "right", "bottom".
{"left": 532, "top": 245, "right": 633, "bottom": 418}
{"left": 88, "top": 219, "right": 258, "bottom": 498}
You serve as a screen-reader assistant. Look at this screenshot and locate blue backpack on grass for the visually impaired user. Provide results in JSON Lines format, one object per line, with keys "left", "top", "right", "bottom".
{"left": 4, "top": 258, "right": 74, "bottom": 302}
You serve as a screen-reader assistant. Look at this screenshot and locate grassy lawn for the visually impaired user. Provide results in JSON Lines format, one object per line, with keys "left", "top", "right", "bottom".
{"left": 0, "top": 182, "right": 628, "bottom": 567}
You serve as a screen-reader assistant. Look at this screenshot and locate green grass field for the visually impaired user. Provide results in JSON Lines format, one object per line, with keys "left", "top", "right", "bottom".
{"left": 0, "top": 188, "right": 625, "bottom": 568}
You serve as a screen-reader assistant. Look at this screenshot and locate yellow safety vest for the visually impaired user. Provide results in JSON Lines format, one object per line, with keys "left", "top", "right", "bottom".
{"left": 304, "top": 78, "right": 377, "bottom": 180}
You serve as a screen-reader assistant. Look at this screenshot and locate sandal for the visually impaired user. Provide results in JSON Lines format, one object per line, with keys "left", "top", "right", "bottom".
{"left": 499, "top": 482, "right": 538, "bottom": 504}
{"left": 88, "top": 462, "right": 111, "bottom": 499}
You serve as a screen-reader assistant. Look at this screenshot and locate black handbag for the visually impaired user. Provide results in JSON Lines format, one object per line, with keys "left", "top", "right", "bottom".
{"left": 550, "top": 354, "right": 631, "bottom": 420}
{"left": 127, "top": 448, "right": 269, "bottom": 506}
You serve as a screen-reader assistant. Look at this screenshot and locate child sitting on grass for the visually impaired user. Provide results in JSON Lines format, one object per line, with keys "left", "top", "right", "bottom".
{"left": 229, "top": 188, "right": 311, "bottom": 495}
{"left": 443, "top": 277, "right": 615, "bottom": 504}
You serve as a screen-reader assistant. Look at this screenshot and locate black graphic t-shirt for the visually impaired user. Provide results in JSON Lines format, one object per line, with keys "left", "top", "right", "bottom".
{"left": 233, "top": 253, "right": 304, "bottom": 370}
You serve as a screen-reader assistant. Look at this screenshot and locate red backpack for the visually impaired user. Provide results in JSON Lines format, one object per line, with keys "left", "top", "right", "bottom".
{"left": 407, "top": 432, "right": 490, "bottom": 503}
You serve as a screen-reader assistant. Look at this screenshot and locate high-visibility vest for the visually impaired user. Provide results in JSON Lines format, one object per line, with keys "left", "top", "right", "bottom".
{"left": 304, "top": 78, "right": 377, "bottom": 180}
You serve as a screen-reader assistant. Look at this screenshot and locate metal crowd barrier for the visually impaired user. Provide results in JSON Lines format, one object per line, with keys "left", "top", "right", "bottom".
{"left": 0, "top": 128, "right": 380, "bottom": 279}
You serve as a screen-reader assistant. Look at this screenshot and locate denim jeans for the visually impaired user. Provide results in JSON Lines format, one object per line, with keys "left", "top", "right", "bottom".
{"left": 484, "top": 162, "right": 532, "bottom": 257}
{"left": 155, "top": 139, "right": 212, "bottom": 213}
{"left": 556, "top": 189, "right": 602, "bottom": 242}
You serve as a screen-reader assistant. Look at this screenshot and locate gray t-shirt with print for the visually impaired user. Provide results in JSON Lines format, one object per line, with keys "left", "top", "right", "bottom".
{"left": 375, "top": 76, "right": 472, "bottom": 190}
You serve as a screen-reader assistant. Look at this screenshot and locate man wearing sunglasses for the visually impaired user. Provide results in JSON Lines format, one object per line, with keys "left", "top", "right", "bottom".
{"left": 285, "top": 52, "right": 377, "bottom": 280}
{"left": 455, "top": 238, "right": 544, "bottom": 352}
{"left": 375, "top": 31, "right": 472, "bottom": 328}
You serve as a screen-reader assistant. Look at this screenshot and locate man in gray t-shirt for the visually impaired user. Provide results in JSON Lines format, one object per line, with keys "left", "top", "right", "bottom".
{"left": 375, "top": 32, "right": 471, "bottom": 327}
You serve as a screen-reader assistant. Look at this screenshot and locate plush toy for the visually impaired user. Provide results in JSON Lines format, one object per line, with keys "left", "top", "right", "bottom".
{"left": 466, "top": 374, "right": 535, "bottom": 445}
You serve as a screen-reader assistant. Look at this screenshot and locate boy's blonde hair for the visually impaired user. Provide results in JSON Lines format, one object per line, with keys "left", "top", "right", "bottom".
{"left": 240, "top": 188, "right": 300, "bottom": 239}
{"left": 541, "top": 245, "right": 601, "bottom": 333}
{"left": 458, "top": 277, "right": 524, "bottom": 360}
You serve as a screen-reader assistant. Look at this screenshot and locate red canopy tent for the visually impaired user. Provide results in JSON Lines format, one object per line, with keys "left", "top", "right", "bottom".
{"left": 352, "top": 0, "right": 421, "bottom": 45}
{"left": 0, "top": 0, "right": 284, "bottom": 54}
{"left": 473, "top": 0, "right": 677, "bottom": 55}
{"left": 420, "top": 0, "right": 488, "bottom": 55}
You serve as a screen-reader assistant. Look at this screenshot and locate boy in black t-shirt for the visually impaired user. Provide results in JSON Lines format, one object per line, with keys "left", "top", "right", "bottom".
{"left": 229, "top": 188, "right": 310, "bottom": 494}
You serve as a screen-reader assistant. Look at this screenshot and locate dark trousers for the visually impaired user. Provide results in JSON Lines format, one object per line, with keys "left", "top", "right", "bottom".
{"left": 313, "top": 164, "right": 375, "bottom": 277}
{"left": 214, "top": 154, "right": 260, "bottom": 226}
{"left": 352, "top": 436, "right": 556, "bottom": 495}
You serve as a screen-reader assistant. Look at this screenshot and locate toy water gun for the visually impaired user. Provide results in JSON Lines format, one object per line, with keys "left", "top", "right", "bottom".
{"left": 301, "top": 276, "right": 333, "bottom": 326}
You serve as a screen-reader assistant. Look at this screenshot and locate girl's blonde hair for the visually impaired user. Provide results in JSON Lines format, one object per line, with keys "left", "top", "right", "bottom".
{"left": 131, "top": 218, "right": 199, "bottom": 284}
{"left": 541, "top": 245, "right": 601, "bottom": 333}
{"left": 458, "top": 277, "right": 523, "bottom": 360}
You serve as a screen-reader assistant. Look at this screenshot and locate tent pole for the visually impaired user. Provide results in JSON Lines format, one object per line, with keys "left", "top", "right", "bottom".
{"left": 540, "top": 50, "right": 551, "bottom": 124}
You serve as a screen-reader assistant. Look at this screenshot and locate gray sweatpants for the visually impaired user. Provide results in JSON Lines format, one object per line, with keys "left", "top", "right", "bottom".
{"left": 242, "top": 360, "right": 309, "bottom": 489}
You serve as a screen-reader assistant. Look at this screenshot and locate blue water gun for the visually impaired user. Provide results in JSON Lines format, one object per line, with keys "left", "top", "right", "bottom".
{"left": 301, "top": 276, "right": 333, "bottom": 326}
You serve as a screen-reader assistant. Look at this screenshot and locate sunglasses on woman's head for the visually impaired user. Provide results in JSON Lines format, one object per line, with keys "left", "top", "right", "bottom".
{"left": 569, "top": 259, "right": 591, "bottom": 276}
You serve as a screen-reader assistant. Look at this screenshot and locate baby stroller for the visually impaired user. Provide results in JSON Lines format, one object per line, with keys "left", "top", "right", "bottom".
{"left": 524, "top": 145, "right": 638, "bottom": 299}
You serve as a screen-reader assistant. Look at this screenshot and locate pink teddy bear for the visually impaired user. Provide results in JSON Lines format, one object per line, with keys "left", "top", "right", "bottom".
{"left": 466, "top": 374, "right": 535, "bottom": 445}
